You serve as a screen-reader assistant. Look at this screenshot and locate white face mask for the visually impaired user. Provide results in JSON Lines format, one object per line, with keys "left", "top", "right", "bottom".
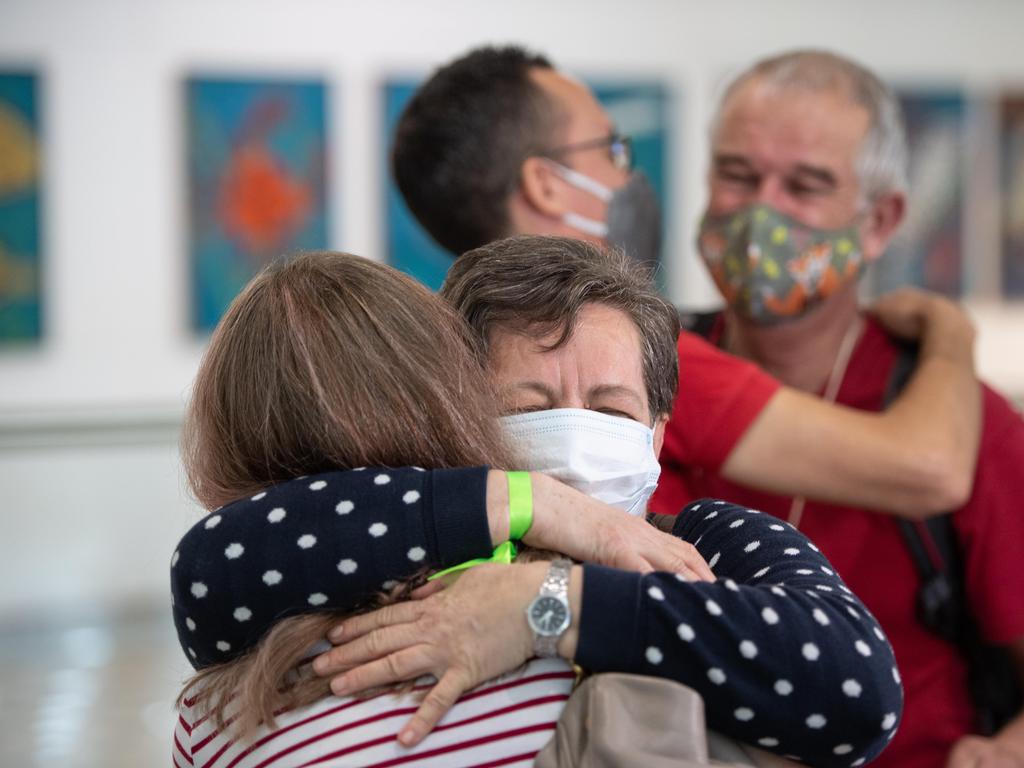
{"left": 500, "top": 408, "right": 661, "bottom": 518}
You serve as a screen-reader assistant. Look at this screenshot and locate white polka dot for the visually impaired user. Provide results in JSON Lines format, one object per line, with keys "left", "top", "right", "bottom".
{"left": 729, "top": 518, "right": 745, "bottom": 528}
{"left": 758, "top": 737, "right": 779, "bottom": 747}
{"left": 783, "top": 547, "right": 800, "bottom": 556}
{"left": 703, "top": 510, "right": 718, "bottom": 520}
{"left": 813, "top": 608, "right": 830, "bottom": 626}
{"left": 807, "top": 542, "right": 819, "bottom": 552}
{"left": 833, "top": 744, "right": 853, "bottom": 755}
{"left": 674, "top": 573, "right": 690, "bottom": 582}
{"left": 297, "top": 534, "right": 317, "bottom": 549}
{"left": 645, "top": 646, "right": 663, "bottom": 665}
{"left": 855, "top": 640, "right": 872, "bottom": 657}
{"left": 267, "top": 507, "right": 286, "bottom": 523}
{"left": 412, "top": 466, "right": 425, "bottom": 472}
{"left": 852, "top": 760, "right": 866, "bottom": 767}
{"left": 233, "top": 606, "right": 252, "bottom": 622}
{"left": 882, "top": 712, "right": 897, "bottom": 730}
{"left": 204, "top": 515, "right": 222, "bottom": 529}
{"left": 805, "top": 590, "right": 820, "bottom": 599}
{"left": 753, "top": 566, "right": 770, "bottom": 578}
{"left": 708, "top": 667, "right": 726, "bottom": 685}
{"left": 374, "top": 474, "right": 391, "bottom": 485}
{"left": 251, "top": 491, "right": 267, "bottom": 501}
{"left": 171, "top": 551, "right": 179, "bottom": 568}
{"left": 308, "top": 593, "right": 328, "bottom": 606}
{"left": 740, "top": 640, "right": 758, "bottom": 659}
{"left": 185, "top": 617, "right": 196, "bottom": 632}
{"left": 677, "top": 623, "right": 695, "bottom": 642}
{"left": 335, "top": 500, "right": 354, "bottom": 515}
{"left": 874, "top": 626, "right": 886, "bottom": 641}
{"left": 190, "top": 582, "right": 208, "bottom": 599}
{"left": 796, "top": 569, "right": 814, "bottom": 575}
{"left": 724, "top": 579, "right": 739, "bottom": 592}
{"left": 353, "top": 467, "right": 366, "bottom": 471}
{"left": 774, "top": 679, "right": 793, "bottom": 696}
{"left": 892, "top": 666, "right": 901, "bottom": 684}
{"left": 262, "top": 570, "right": 282, "bottom": 586}
{"left": 847, "top": 606, "right": 861, "bottom": 619}
{"left": 337, "top": 558, "right": 358, "bottom": 574}
{"left": 806, "top": 714, "right": 826, "bottom": 729}
{"left": 381, "top": 580, "right": 398, "bottom": 591}
{"left": 407, "top": 546, "right": 426, "bottom": 562}
{"left": 309, "top": 480, "right": 327, "bottom": 491}
{"left": 224, "top": 542, "right": 244, "bottom": 559}
{"left": 840, "top": 584, "right": 853, "bottom": 595}
{"left": 744, "top": 540, "right": 761, "bottom": 553}
{"left": 734, "top": 707, "right": 754, "bottom": 721}
{"left": 761, "top": 607, "right": 779, "bottom": 625}
{"left": 368, "top": 523, "right": 388, "bottom": 538}
{"left": 802, "top": 642, "right": 820, "bottom": 661}
{"left": 705, "top": 599, "right": 722, "bottom": 616}
{"left": 714, "top": 500, "right": 726, "bottom": 505}
{"left": 769, "top": 524, "right": 785, "bottom": 531}
{"left": 216, "top": 640, "right": 231, "bottom": 652}
{"left": 820, "top": 566, "right": 833, "bottom": 576}
{"left": 647, "top": 586, "right": 665, "bottom": 601}
{"left": 842, "top": 679, "right": 863, "bottom": 698}
{"left": 815, "top": 585, "right": 834, "bottom": 592}
{"left": 188, "top": 647, "right": 197, "bottom": 659}
{"left": 708, "top": 552, "right": 721, "bottom": 569}
{"left": 771, "top": 586, "right": 787, "bottom": 597}
{"left": 403, "top": 490, "right": 420, "bottom": 504}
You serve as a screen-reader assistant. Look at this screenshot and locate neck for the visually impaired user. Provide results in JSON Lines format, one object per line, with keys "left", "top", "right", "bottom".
{"left": 722, "top": 285, "right": 863, "bottom": 393}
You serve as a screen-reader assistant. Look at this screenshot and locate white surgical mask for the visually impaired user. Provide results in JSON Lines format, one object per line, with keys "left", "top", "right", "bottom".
{"left": 500, "top": 408, "right": 661, "bottom": 517}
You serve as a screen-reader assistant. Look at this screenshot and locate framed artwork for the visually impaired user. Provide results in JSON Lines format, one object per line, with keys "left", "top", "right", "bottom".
{"left": 872, "top": 90, "right": 966, "bottom": 297}
{"left": 1000, "top": 94, "right": 1024, "bottom": 298}
{"left": 0, "top": 71, "right": 42, "bottom": 343}
{"left": 382, "top": 78, "right": 671, "bottom": 291}
{"left": 187, "top": 76, "right": 328, "bottom": 332}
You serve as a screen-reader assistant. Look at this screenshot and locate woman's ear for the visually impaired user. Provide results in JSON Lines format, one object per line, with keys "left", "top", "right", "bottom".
{"left": 519, "top": 156, "right": 568, "bottom": 217}
{"left": 653, "top": 414, "right": 669, "bottom": 458}
{"left": 861, "top": 191, "right": 906, "bottom": 263}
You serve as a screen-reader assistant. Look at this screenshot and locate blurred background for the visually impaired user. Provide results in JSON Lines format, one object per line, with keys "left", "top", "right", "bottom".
{"left": 1, "top": 0, "right": 1023, "bottom": 765}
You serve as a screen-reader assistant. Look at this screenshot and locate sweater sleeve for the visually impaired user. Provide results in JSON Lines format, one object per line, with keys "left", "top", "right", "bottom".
{"left": 575, "top": 499, "right": 903, "bottom": 767}
{"left": 170, "top": 466, "right": 492, "bottom": 669}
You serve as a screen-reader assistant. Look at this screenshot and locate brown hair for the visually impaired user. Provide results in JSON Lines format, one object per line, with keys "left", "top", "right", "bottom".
{"left": 180, "top": 251, "right": 511, "bottom": 735}
{"left": 441, "top": 235, "right": 681, "bottom": 419}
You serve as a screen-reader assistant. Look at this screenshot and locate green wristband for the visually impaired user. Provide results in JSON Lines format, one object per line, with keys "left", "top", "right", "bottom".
{"left": 507, "top": 471, "right": 533, "bottom": 540}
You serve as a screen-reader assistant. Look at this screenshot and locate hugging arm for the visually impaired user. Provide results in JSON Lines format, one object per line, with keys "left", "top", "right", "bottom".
{"left": 317, "top": 500, "right": 903, "bottom": 767}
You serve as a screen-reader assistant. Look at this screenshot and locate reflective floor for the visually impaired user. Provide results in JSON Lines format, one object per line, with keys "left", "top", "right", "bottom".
{"left": 0, "top": 604, "right": 191, "bottom": 768}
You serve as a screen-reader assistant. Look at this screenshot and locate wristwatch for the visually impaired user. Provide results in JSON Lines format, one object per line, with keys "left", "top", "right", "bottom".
{"left": 526, "top": 558, "right": 572, "bottom": 657}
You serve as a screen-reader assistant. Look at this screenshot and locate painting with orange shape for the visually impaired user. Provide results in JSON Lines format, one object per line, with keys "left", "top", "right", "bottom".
{"left": 762, "top": 284, "right": 809, "bottom": 317}
{"left": 188, "top": 77, "right": 328, "bottom": 332}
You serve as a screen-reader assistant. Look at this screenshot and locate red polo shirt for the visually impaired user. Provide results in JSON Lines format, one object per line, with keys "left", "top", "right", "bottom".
{"left": 667, "top": 317, "right": 1024, "bottom": 767}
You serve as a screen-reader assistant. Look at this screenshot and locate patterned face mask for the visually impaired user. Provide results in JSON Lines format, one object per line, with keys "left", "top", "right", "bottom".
{"left": 697, "top": 203, "right": 865, "bottom": 324}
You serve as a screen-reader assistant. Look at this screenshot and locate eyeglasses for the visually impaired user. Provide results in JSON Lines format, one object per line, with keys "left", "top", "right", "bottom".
{"left": 542, "top": 132, "right": 634, "bottom": 171}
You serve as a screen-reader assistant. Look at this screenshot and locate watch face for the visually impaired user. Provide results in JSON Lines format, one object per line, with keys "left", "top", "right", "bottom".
{"left": 529, "top": 595, "right": 569, "bottom": 636}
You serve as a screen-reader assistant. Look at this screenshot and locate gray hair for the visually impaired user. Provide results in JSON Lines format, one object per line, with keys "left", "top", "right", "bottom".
{"left": 440, "top": 235, "right": 681, "bottom": 420}
{"left": 711, "top": 50, "right": 908, "bottom": 201}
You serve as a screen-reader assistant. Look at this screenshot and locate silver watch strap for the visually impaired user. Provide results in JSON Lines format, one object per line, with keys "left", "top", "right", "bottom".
{"left": 534, "top": 559, "right": 572, "bottom": 657}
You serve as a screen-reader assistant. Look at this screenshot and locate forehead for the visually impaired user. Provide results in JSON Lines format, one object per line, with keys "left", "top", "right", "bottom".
{"left": 714, "top": 77, "right": 871, "bottom": 177}
{"left": 530, "top": 67, "right": 613, "bottom": 142}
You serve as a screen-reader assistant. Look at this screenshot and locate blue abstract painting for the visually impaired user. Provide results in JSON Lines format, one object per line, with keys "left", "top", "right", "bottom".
{"left": 0, "top": 72, "right": 42, "bottom": 343}
{"left": 383, "top": 78, "right": 671, "bottom": 291}
{"left": 187, "top": 77, "right": 329, "bottom": 332}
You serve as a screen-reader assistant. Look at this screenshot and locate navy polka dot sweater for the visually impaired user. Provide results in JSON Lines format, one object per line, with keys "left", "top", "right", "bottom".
{"left": 171, "top": 469, "right": 902, "bottom": 766}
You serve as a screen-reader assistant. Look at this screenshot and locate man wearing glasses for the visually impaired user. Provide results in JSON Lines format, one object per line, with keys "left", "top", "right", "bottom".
{"left": 391, "top": 44, "right": 981, "bottom": 521}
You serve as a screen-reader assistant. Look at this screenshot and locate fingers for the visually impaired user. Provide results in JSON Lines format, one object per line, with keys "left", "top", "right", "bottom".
{"left": 397, "top": 671, "right": 468, "bottom": 747}
{"left": 410, "top": 579, "right": 448, "bottom": 600}
{"left": 315, "top": 621, "right": 426, "bottom": 677}
{"left": 327, "top": 599, "right": 426, "bottom": 644}
{"left": 329, "top": 645, "right": 438, "bottom": 696}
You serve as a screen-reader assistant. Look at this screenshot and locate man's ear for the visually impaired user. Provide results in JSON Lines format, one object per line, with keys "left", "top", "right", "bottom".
{"left": 519, "top": 156, "right": 568, "bottom": 217}
{"left": 653, "top": 414, "right": 669, "bottom": 458}
{"left": 861, "top": 190, "right": 906, "bottom": 262}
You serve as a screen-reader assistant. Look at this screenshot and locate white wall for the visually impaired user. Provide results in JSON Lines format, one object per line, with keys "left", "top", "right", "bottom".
{"left": 2, "top": 0, "right": 1023, "bottom": 617}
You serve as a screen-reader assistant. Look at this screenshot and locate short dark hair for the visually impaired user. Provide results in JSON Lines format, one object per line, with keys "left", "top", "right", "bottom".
{"left": 392, "top": 45, "right": 559, "bottom": 255}
{"left": 440, "top": 235, "right": 680, "bottom": 420}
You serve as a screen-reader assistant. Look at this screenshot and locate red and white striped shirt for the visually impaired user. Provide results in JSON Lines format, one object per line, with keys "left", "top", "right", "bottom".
{"left": 174, "top": 658, "right": 574, "bottom": 768}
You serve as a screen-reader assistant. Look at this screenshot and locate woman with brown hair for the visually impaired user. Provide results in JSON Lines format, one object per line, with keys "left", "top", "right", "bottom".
{"left": 172, "top": 250, "right": 705, "bottom": 768}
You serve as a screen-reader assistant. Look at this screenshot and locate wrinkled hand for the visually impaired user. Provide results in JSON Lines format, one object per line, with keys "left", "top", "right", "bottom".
{"left": 312, "top": 561, "right": 547, "bottom": 747}
{"left": 869, "top": 287, "right": 974, "bottom": 344}
{"left": 947, "top": 736, "right": 1024, "bottom": 768}
{"left": 526, "top": 474, "right": 714, "bottom": 581}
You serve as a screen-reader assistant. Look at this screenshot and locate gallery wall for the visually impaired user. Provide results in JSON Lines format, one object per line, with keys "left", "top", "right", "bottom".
{"left": 2, "top": 0, "right": 1024, "bottom": 617}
